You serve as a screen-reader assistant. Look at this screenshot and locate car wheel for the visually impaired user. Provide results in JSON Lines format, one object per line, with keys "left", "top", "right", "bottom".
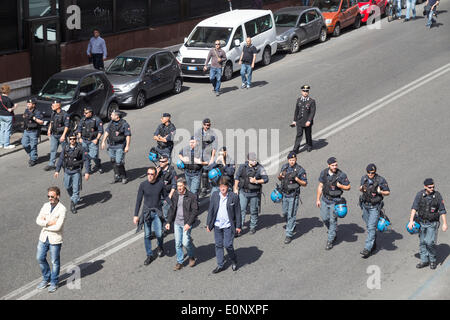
{"left": 172, "top": 77, "right": 182, "bottom": 94}
{"left": 136, "top": 90, "right": 146, "bottom": 109}
{"left": 353, "top": 15, "right": 361, "bottom": 29}
{"left": 333, "top": 23, "right": 341, "bottom": 37}
{"left": 106, "top": 102, "right": 119, "bottom": 121}
{"left": 289, "top": 37, "right": 300, "bottom": 54}
{"left": 262, "top": 47, "right": 271, "bottom": 66}
{"left": 70, "top": 115, "right": 80, "bottom": 132}
{"left": 318, "top": 27, "right": 327, "bottom": 43}
{"left": 222, "top": 62, "right": 233, "bottom": 81}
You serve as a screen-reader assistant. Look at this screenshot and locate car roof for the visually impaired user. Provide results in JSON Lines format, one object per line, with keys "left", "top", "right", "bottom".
{"left": 275, "top": 6, "right": 318, "bottom": 15}
{"left": 116, "top": 47, "right": 169, "bottom": 58}
{"left": 197, "top": 9, "right": 273, "bottom": 28}
{"left": 51, "top": 68, "right": 104, "bottom": 80}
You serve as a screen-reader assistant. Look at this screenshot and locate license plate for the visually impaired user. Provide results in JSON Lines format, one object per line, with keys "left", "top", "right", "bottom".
{"left": 187, "top": 66, "right": 197, "bottom": 71}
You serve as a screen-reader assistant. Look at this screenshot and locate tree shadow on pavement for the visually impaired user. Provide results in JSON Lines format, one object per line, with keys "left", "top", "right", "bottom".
{"left": 376, "top": 228, "right": 403, "bottom": 252}
{"left": 334, "top": 223, "right": 365, "bottom": 246}
{"left": 78, "top": 191, "right": 112, "bottom": 210}
{"left": 292, "top": 217, "right": 323, "bottom": 241}
{"left": 57, "top": 260, "right": 105, "bottom": 288}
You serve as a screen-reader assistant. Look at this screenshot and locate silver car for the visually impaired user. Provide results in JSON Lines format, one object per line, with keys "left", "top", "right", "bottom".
{"left": 275, "top": 6, "right": 328, "bottom": 54}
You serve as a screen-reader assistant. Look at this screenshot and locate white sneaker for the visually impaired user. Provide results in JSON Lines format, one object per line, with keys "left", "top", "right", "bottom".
{"left": 241, "top": 83, "right": 246, "bottom": 89}
{"left": 4, "top": 145, "right": 15, "bottom": 149}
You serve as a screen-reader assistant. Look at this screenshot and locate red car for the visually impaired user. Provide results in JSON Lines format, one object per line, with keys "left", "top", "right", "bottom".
{"left": 356, "top": 0, "right": 388, "bottom": 23}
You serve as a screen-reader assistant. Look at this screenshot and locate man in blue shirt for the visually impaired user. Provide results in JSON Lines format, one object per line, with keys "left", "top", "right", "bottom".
{"left": 86, "top": 29, "right": 107, "bottom": 70}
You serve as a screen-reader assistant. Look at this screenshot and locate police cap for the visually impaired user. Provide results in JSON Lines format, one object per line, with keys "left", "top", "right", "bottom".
{"left": 423, "top": 178, "right": 434, "bottom": 186}
{"left": 366, "top": 163, "right": 377, "bottom": 173}
{"left": 84, "top": 106, "right": 93, "bottom": 112}
{"left": 27, "top": 98, "right": 37, "bottom": 104}
{"left": 287, "top": 151, "right": 297, "bottom": 159}
{"left": 203, "top": 118, "right": 211, "bottom": 124}
{"left": 301, "top": 85, "right": 310, "bottom": 91}
{"left": 162, "top": 113, "right": 171, "bottom": 118}
{"left": 248, "top": 152, "right": 257, "bottom": 161}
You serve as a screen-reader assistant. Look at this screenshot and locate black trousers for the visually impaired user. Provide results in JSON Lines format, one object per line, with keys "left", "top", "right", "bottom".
{"left": 92, "top": 54, "right": 104, "bottom": 70}
{"left": 293, "top": 125, "right": 312, "bottom": 152}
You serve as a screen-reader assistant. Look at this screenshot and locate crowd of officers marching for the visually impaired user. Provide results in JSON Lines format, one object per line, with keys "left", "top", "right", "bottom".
{"left": 23, "top": 84, "right": 447, "bottom": 275}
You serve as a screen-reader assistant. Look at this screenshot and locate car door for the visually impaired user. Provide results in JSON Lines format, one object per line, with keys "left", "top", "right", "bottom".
{"left": 230, "top": 25, "right": 244, "bottom": 70}
{"left": 143, "top": 55, "right": 162, "bottom": 98}
{"left": 93, "top": 75, "right": 108, "bottom": 114}
{"left": 79, "top": 75, "right": 102, "bottom": 115}
{"left": 306, "top": 10, "right": 321, "bottom": 41}
{"left": 340, "top": 0, "right": 351, "bottom": 27}
{"left": 297, "top": 13, "right": 309, "bottom": 45}
{"left": 155, "top": 52, "right": 174, "bottom": 93}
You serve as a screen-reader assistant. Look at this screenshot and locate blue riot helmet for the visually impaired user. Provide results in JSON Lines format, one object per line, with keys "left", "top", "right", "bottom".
{"left": 406, "top": 221, "right": 421, "bottom": 234}
{"left": 148, "top": 148, "right": 159, "bottom": 163}
{"left": 177, "top": 159, "right": 185, "bottom": 169}
{"left": 334, "top": 198, "right": 348, "bottom": 218}
{"left": 271, "top": 184, "right": 283, "bottom": 203}
{"left": 377, "top": 217, "right": 391, "bottom": 232}
{"left": 208, "top": 168, "right": 222, "bottom": 182}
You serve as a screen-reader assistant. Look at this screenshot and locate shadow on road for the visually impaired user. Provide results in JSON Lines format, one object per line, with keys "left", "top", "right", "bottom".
{"left": 292, "top": 217, "right": 323, "bottom": 241}
{"left": 234, "top": 246, "right": 264, "bottom": 269}
{"left": 191, "top": 243, "right": 216, "bottom": 266}
{"left": 221, "top": 86, "right": 239, "bottom": 94}
{"left": 253, "top": 213, "right": 285, "bottom": 231}
{"left": 413, "top": 243, "right": 450, "bottom": 266}
{"left": 334, "top": 223, "right": 365, "bottom": 246}
{"left": 376, "top": 228, "right": 403, "bottom": 251}
{"left": 57, "top": 260, "right": 105, "bottom": 288}
{"left": 78, "top": 191, "right": 112, "bottom": 210}
{"left": 125, "top": 166, "right": 150, "bottom": 182}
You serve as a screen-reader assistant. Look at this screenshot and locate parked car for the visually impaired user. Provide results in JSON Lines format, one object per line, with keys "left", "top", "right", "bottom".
{"left": 311, "top": 0, "right": 361, "bottom": 36}
{"left": 357, "top": 0, "right": 388, "bottom": 23}
{"left": 35, "top": 69, "right": 119, "bottom": 131}
{"left": 274, "top": 6, "right": 327, "bottom": 54}
{"left": 176, "top": 9, "right": 278, "bottom": 81}
{"left": 105, "top": 48, "right": 182, "bottom": 109}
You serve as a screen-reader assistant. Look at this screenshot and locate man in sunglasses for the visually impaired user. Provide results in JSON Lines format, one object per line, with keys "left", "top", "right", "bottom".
{"left": 35, "top": 187, "right": 66, "bottom": 293}
{"left": 153, "top": 113, "right": 176, "bottom": 162}
{"left": 156, "top": 154, "right": 177, "bottom": 235}
{"left": 408, "top": 178, "right": 447, "bottom": 269}
{"left": 54, "top": 132, "right": 90, "bottom": 214}
{"left": 359, "top": 164, "right": 390, "bottom": 258}
{"left": 291, "top": 85, "right": 316, "bottom": 153}
{"left": 204, "top": 40, "right": 226, "bottom": 96}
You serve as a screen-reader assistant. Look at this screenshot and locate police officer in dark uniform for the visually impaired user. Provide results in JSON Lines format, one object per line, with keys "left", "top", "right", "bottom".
{"left": 408, "top": 178, "right": 448, "bottom": 269}
{"left": 209, "top": 146, "right": 235, "bottom": 195}
{"left": 278, "top": 151, "right": 307, "bottom": 244}
{"left": 291, "top": 85, "right": 316, "bottom": 153}
{"left": 153, "top": 113, "right": 176, "bottom": 161}
{"left": 234, "top": 152, "right": 269, "bottom": 235}
{"left": 54, "top": 132, "right": 90, "bottom": 214}
{"left": 156, "top": 154, "right": 177, "bottom": 234}
{"left": 178, "top": 137, "right": 205, "bottom": 196}
{"left": 195, "top": 118, "right": 218, "bottom": 197}
{"left": 316, "top": 157, "right": 351, "bottom": 250}
{"left": 44, "top": 100, "right": 70, "bottom": 171}
{"left": 101, "top": 110, "right": 131, "bottom": 184}
{"left": 359, "top": 164, "right": 390, "bottom": 258}
{"left": 76, "top": 106, "right": 104, "bottom": 173}
{"left": 22, "top": 98, "right": 44, "bottom": 167}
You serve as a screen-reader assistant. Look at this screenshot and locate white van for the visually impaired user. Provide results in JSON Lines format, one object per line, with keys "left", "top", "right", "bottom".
{"left": 176, "top": 9, "right": 278, "bottom": 81}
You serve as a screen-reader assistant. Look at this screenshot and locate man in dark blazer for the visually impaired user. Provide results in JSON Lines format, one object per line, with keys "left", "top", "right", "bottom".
{"left": 165, "top": 178, "right": 199, "bottom": 270}
{"left": 206, "top": 177, "right": 242, "bottom": 273}
{"left": 291, "top": 84, "right": 316, "bottom": 153}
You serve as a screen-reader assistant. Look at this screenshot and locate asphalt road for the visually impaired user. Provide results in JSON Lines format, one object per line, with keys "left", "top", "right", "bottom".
{"left": 1, "top": 2, "right": 450, "bottom": 300}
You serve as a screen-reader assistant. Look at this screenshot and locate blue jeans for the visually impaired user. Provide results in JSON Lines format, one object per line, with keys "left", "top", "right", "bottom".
{"left": 426, "top": 8, "right": 435, "bottom": 27}
{"left": 240, "top": 64, "right": 253, "bottom": 86}
{"left": 185, "top": 171, "right": 201, "bottom": 195}
{"left": 0, "top": 115, "right": 13, "bottom": 147}
{"left": 64, "top": 171, "right": 81, "bottom": 204}
{"left": 108, "top": 146, "right": 125, "bottom": 164}
{"left": 214, "top": 226, "right": 236, "bottom": 268}
{"left": 282, "top": 195, "right": 300, "bottom": 238}
{"left": 320, "top": 198, "right": 338, "bottom": 242}
{"left": 210, "top": 67, "right": 222, "bottom": 92}
{"left": 396, "top": 0, "right": 402, "bottom": 17}
{"left": 22, "top": 130, "right": 39, "bottom": 161}
{"left": 362, "top": 204, "right": 381, "bottom": 251}
{"left": 405, "top": 0, "right": 416, "bottom": 19}
{"left": 239, "top": 191, "right": 260, "bottom": 230}
{"left": 36, "top": 239, "right": 62, "bottom": 286}
{"left": 49, "top": 135, "right": 66, "bottom": 166}
{"left": 419, "top": 221, "right": 439, "bottom": 263}
{"left": 82, "top": 140, "right": 100, "bottom": 168}
{"left": 174, "top": 224, "right": 195, "bottom": 264}
{"left": 143, "top": 210, "right": 163, "bottom": 256}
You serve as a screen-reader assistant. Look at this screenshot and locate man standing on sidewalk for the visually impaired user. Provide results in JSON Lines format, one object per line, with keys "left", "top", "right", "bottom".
{"left": 239, "top": 37, "right": 257, "bottom": 89}
{"left": 44, "top": 100, "right": 70, "bottom": 171}
{"left": 35, "top": 186, "right": 66, "bottom": 293}
{"left": 22, "top": 98, "right": 44, "bottom": 167}
{"left": 204, "top": 40, "right": 226, "bottom": 96}
{"left": 87, "top": 29, "right": 107, "bottom": 70}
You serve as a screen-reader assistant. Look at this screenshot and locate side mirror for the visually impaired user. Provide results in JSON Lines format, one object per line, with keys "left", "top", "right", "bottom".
{"left": 184, "top": 37, "right": 188, "bottom": 44}
{"left": 299, "top": 23, "right": 306, "bottom": 27}
{"left": 79, "top": 92, "right": 87, "bottom": 98}
{"left": 234, "top": 39, "right": 240, "bottom": 46}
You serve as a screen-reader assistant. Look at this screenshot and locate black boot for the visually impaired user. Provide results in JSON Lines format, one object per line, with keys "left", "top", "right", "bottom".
{"left": 118, "top": 164, "right": 128, "bottom": 184}
{"left": 111, "top": 162, "right": 120, "bottom": 184}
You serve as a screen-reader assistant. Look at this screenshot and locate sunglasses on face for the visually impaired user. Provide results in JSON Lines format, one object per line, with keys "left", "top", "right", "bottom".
{"left": 69, "top": 137, "right": 76, "bottom": 140}
{"left": 426, "top": 185, "right": 435, "bottom": 189}
{"left": 48, "top": 195, "right": 56, "bottom": 199}
{"left": 215, "top": 43, "right": 220, "bottom": 46}
{"left": 367, "top": 171, "right": 376, "bottom": 175}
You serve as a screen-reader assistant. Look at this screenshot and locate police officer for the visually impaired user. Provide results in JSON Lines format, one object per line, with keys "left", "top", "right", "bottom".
{"left": 178, "top": 137, "right": 205, "bottom": 196}
{"left": 54, "top": 132, "right": 90, "bottom": 214}
{"left": 291, "top": 85, "right": 316, "bottom": 153}
{"left": 408, "top": 179, "right": 447, "bottom": 269}
{"left": 234, "top": 152, "right": 269, "bottom": 235}
{"left": 359, "top": 164, "right": 390, "bottom": 258}
{"left": 194, "top": 118, "right": 218, "bottom": 197}
{"left": 209, "top": 146, "right": 235, "bottom": 195}
{"left": 22, "top": 98, "right": 44, "bottom": 167}
{"left": 156, "top": 154, "right": 177, "bottom": 234}
{"left": 44, "top": 100, "right": 70, "bottom": 171}
{"left": 101, "top": 110, "right": 131, "bottom": 184}
{"left": 76, "top": 106, "right": 103, "bottom": 174}
{"left": 278, "top": 151, "right": 307, "bottom": 244}
{"left": 153, "top": 113, "right": 176, "bottom": 161}
{"left": 316, "top": 157, "right": 351, "bottom": 250}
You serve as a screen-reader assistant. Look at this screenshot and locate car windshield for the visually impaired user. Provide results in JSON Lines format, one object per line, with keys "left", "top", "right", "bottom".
{"left": 106, "top": 57, "right": 146, "bottom": 75}
{"left": 274, "top": 13, "right": 299, "bottom": 27}
{"left": 38, "top": 78, "right": 78, "bottom": 101}
{"left": 185, "top": 27, "right": 233, "bottom": 48}
{"left": 316, "top": 0, "right": 341, "bottom": 12}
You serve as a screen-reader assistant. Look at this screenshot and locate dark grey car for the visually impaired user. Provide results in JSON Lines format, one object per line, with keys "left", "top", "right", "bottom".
{"left": 106, "top": 48, "right": 183, "bottom": 109}
{"left": 275, "top": 6, "right": 328, "bottom": 54}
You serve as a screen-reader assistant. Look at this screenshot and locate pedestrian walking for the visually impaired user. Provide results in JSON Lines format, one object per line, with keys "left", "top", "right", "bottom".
{"left": 44, "top": 100, "right": 70, "bottom": 171}
{"left": 424, "top": 0, "right": 439, "bottom": 28}
{"left": 316, "top": 157, "right": 351, "bottom": 250}
{"left": 22, "top": 98, "right": 44, "bottom": 166}
{"left": 165, "top": 178, "right": 199, "bottom": 270}
{"left": 87, "top": 29, "right": 107, "bottom": 70}
{"left": 408, "top": 178, "right": 447, "bottom": 269}
{"left": 239, "top": 37, "right": 257, "bottom": 89}
{"left": 178, "top": 137, "right": 206, "bottom": 196}
{"left": 404, "top": 0, "right": 417, "bottom": 21}
{"left": 291, "top": 85, "right": 316, "bottom": 153}
{"left": 204, "top": 40, "right": 226, "bottom": 96}
{"left": 207, "top": 177, "right": 242, "bottom": 273}
{"left": 153, "top": 112, "right": 176, "bottom": 161}
{"left": 35, "top": 186, "right": 66, "bottom": 293}
{"left": 157, "top": 154, "right": 177, "bottom": 235}
{"left": 0, "top": 84, "right": 18, "bottom": 149}
{"left": 76, "top": 106, "right": 103, "bottom": 174}
{"left": 194, "top": 118, "right": 217, "bottom": 197}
